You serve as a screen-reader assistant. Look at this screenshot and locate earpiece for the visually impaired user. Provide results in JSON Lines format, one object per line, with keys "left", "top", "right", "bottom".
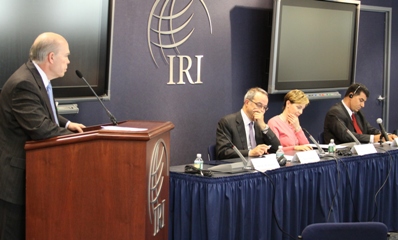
{"left": 349, "top": 85, "right": 361, "bottom": 98}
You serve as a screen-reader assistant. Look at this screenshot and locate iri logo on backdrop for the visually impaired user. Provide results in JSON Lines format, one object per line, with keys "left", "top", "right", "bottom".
{"left": 148, "top": 139, "right": 169, "bottom": 236}
{"left": 147, "top": 0, "right": 212, "bottom": 84}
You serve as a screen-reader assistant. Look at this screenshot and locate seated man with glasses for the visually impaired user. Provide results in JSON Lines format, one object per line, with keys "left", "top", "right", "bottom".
{"left": 216, "top": 87, "right": 280, "bottom": 160}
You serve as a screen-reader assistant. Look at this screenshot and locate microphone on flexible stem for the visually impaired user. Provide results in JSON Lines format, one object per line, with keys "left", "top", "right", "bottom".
{"left": 221, "top": 131, "right": 250, "bottom": 168}
{"left": 75, "top": 70, "right": 118, "bottom": 126}
{"left": 302, "top": 128, "right": 326, "bottom": 156}
{"left": 376, "top": 118, "right": 390, "bottom": 143}
{"left": 335, "top": 116, "right": 360, "bottom": 145}
{"left": 220, "top": 131, "right": 286, "bottom": 167}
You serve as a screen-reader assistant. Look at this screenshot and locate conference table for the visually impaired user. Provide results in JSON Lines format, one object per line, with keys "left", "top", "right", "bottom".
{"left": 169, "top": 144, "right": 398, "bottom": 240}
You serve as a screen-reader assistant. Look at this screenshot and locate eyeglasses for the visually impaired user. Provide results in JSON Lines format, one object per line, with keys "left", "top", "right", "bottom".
{"left": 249, "top": 99, "right": 269, "bottom": 111}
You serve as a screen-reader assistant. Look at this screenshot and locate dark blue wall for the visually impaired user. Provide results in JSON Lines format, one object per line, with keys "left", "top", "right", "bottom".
{"left": 66, "top": 0, "right": 398, "bottom": 165}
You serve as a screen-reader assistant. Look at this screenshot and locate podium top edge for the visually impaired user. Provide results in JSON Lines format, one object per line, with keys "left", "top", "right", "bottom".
{"left": 25, "top": 120, "right": 174, "bottom": 150}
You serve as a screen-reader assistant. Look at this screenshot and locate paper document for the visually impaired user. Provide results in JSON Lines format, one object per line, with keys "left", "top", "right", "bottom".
{"left": 101, "top": 126, "right": 148, "bottom": 131}
{"left": 251, "top": 154, "right": 280, "bottom": 172}
{"left": 284, "top": 155, "right": 294, "bottom": 162}
{"left": 309, "top": 143, "right": 346, "bottom": 149}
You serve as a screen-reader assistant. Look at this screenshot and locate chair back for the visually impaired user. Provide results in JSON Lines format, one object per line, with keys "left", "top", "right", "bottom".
{"left": 318, "top": 131, "right": 325, "bottom": 144}
{"left": 300, "top": 222, "right": 388, "bottom": 240}
{"left": 207, "top": 144, "right": 216, "bottom": 161}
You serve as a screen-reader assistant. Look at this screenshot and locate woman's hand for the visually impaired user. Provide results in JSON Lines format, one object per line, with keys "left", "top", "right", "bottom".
{"left": 287, "top": 113, "right": 301, "bottom": 132}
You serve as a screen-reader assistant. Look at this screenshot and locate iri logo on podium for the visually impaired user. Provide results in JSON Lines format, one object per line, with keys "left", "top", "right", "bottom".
{"left": 147, "top": 0, "right": 212, "bottom": 84}
{"left": 148, "top": 139, "right": 169, "bottom": 236}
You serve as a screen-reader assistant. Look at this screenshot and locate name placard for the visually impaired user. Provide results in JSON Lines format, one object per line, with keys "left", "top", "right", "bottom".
{"left": 251, "top": 154, "right": 280, "bottom": 172}
{"left": 392, "top": 138, "right": 398, "bottom": 147}
{"left": 351, "top": 143, "right": 377, "bottom": 155}
{"left": 292, "top": 150, "right": 320, "bottom": 164}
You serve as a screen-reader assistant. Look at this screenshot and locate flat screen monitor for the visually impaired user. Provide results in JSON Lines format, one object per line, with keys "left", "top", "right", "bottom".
{"left": 268, "top": 0, "right": 360, "bottom": 94}
{"left": 0, "top": 0, "right": 114, "bottom": 103}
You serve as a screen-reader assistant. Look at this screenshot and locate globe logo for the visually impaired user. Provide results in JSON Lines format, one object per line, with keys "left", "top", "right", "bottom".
{"left": 148, "top": 139, "right": 169, "bottom": 235}
{"left": 147, "top": 0, "right": 212, "bottom": 68}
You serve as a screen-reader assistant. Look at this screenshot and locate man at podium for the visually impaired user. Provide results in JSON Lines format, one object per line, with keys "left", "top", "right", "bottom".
{"left": 0, "top": 32, "right": 85, "bottom": 240}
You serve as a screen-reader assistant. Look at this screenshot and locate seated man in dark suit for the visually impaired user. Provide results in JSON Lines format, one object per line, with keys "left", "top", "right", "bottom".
{"left": 216, "top": 87, "right": 280, "bottom": 160}
{"left": 323, "top": 83, "right": 397, "bottom": 144}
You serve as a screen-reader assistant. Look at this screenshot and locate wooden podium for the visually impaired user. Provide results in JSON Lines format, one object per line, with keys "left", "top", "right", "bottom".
{"left": 25, "top": 120, "right": 174, "bottom": 240}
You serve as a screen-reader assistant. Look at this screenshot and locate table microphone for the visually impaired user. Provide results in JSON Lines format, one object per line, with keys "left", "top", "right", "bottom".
{"left": 221, "top": 131, "right": 286, "bottom": 167}
{"left": 221, "top": 131, "right": 250, "bottom": 168}
{"left": 75, "top": 70, "right": 118, "bottom": 125}
{"left": 335, "top": 116, "right": 361, "bottom": 145}
{"left": 302, "top": 128, "right": 326, "bottom": 157}
{"left": 376, "top": 118, "right": 390, "bottom": 142}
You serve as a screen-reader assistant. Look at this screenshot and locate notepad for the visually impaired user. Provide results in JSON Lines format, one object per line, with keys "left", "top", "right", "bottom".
{"left": 101, "top": 126, "right": 147, "bottom": 131}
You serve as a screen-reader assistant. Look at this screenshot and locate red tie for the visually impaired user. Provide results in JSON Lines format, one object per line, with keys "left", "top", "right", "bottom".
{"left": 352, "top": 114, "right": 362, "bottom": 134}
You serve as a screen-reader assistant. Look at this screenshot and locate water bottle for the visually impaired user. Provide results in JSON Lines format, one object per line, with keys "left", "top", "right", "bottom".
{"left": 328, "top": 139, "right": 336, "bottom": 154}
{"left": 194, "top": 153, "right": 204, "bottom": 169}
{"left": 276, "top": 146, "right": 284, "bottom": 159}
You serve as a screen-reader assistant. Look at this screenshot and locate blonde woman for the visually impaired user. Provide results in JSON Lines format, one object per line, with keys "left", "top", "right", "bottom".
{"left": 268, "top": 89, "right": 312, "bottom": 151}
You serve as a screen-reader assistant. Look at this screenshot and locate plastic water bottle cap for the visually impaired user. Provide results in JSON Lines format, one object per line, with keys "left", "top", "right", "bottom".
{"left": 197, "top": 153, "right": 202, "bottom": 158}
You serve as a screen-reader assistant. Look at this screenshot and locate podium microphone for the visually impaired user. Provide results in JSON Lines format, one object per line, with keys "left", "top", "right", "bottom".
{"left": 75, "top": 70, "right": 118, "bottom": 125}
{"left": 376, "top": 118, "right": 389, "bottom": 142}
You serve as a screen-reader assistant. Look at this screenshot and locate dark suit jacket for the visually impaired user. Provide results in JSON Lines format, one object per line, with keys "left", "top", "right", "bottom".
{"left": 216, "top": 111, "right": 280, "bottom": 160}
{"left": 323, "top": 102, "right": 380, "bottom": 144}
{"left": 0, "top": 61, "right": 72, "bottom": 205}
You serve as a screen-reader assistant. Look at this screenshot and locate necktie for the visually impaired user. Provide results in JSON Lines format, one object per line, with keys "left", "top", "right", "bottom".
{"left": 46, "top": 83, "right": 59, "bottom": 125}
{"left": 351, "top": 114, "right": 362, "bottom": 134}
{"left": 248, "top": 122, "right": 256, "bottom": 149}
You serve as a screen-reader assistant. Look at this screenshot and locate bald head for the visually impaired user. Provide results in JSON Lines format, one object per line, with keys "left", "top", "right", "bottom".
{"left": 29, "top": 32, "right": 68, "bottom": 63}
{"left": 29, "top": 32, "right": 70, "bottom": 80}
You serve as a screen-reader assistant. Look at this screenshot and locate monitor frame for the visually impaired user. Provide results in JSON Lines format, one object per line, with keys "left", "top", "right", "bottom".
{"left": 267, "top": 0, "right": 361, "bottom": 94}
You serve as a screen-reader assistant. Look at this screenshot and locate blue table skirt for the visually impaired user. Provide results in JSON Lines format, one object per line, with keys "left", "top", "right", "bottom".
{"left": 169, "top": 149, "right": 398, "bottom": 240}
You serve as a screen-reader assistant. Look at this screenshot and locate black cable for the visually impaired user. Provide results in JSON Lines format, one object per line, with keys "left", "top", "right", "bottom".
{"left": 258, "top": 170, "right": 297, "bottom": 240}
{"left": 184, "top": 165, "right": 213, "bottom": 177}
{"left": 339, "top": 157, "right": 360, "bottom": 222}
{"left": 338, "top": 146, "right": 393, "bottom": 222}
{"left": 257, "top": 146, "right": 393, "bottom": 238}
{"left": 326, "top": 154, "right": 340, "bottom": 222}
{"left": 369, "top": 146, "right": 393, "bottom": 221}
